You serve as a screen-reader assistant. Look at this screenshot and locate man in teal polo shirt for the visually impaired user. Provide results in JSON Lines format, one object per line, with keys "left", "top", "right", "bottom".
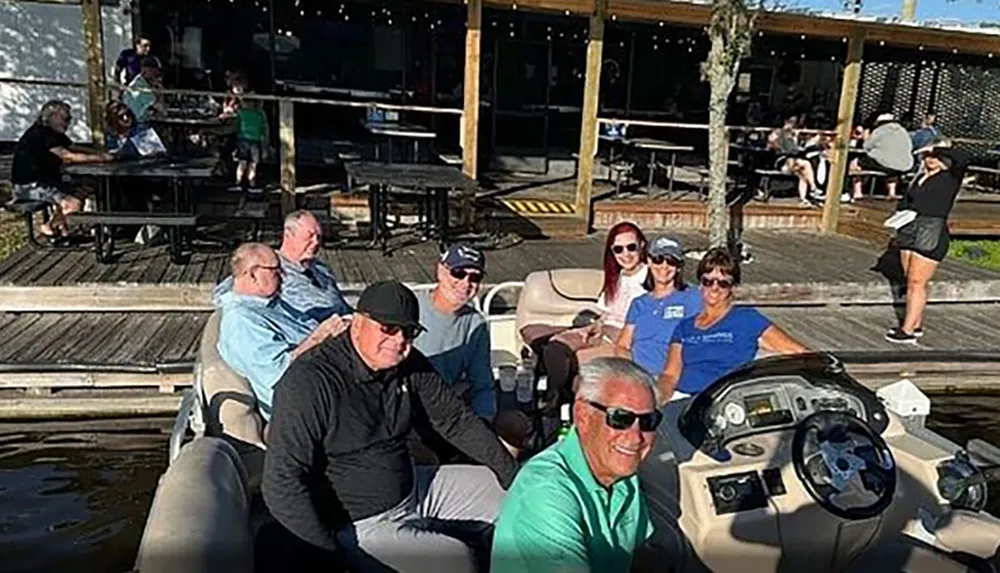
{"left": 492, "top": 357, "right": 661, "bottom": 572}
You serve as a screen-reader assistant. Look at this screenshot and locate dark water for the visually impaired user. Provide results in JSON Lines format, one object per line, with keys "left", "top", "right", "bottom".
{"left": 0, "top": 396, "right": 998, "bottom": 573}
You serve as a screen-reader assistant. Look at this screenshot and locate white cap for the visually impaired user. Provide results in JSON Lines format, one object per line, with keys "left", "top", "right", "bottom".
{"left": 876, "top": 112, "right": 896, "bottom": 124}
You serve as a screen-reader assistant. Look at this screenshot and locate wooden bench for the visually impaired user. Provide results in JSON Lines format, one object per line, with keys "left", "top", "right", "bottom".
{"left": 71, "top": 212, "right": 199, "bottom": 264}
{"left": 2, "top": 199, "right": 52, "bottom": 247}
{"left": 232, "top": 199, "right": 270, "bottom": 241}
{"left": 436, "top": 152, "right": 463, "bottom": 167}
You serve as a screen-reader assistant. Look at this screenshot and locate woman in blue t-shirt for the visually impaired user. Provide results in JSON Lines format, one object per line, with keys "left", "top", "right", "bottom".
{"left": 615, "top": 235, "right": 701, "bottom": 377}
{"left": 657, "top": 247, "right": 807, "bottom": 403}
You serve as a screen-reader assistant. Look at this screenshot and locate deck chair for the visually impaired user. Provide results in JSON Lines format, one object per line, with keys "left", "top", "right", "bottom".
{"left": 196, "top": 310, "right": 266, "bottom": 490}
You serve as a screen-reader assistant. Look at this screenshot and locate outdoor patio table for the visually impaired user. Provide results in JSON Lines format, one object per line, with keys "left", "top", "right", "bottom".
{"left": 361, "top": 120, "right": 437, "bottom": 163}
{"left": 627, "top": 137, "right": 696, "bottom": 196}
{"left": 343, "top": 161, "right": 478, "bottom": 256}
{"left": 63, "top": 156, "right": 219, "bottom": 263}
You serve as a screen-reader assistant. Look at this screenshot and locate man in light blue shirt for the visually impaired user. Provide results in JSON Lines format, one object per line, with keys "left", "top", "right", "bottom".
{"left": 214, "top": 210, "right": 351, "bottom": 328}
{"left": 413, "top": 243, "right": 495, "bottom": 420}
{"left": 216, "top": 243, "right": 348, "bottom": 420}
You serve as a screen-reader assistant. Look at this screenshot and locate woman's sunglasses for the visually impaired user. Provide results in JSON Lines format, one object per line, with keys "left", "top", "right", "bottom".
{"left": 449, "top": 268, "right": 483, "bottom": 283}
{"left": 649, "top": 255, "right": 681, "bottom": 266}
{"left": 586, "top": 401, "right": 663, "bottom": 432}
{"left": 700, "top": 276, "right": 734, "bottom": 289}
{"left": 611, "top": 243, "right": 639, "bottom": 254}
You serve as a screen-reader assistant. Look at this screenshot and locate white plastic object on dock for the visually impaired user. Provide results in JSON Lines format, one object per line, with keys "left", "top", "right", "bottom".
{"left": 877, "top": 379, "right": 931, "bottom": 429}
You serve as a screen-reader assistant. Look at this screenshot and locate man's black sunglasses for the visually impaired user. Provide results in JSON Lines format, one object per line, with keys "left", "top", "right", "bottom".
{"left": 611, "top": 243, "right": 639, "bottom": 254}
{"left": 379, "top": 323, "right": 423, "bottom": 341}
{"left": 586, "top": 401, "right": 662, "bottom": 432}
{"left": 449, "top": 267, "right": 483, "bottom": 283}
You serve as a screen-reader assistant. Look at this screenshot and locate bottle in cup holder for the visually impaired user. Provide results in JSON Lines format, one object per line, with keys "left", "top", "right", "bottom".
{"left": 515, "top": 369, "right": 534, "bottom": 404}
{"left": 497, "top": 365, "right": 517, "bottom": 393}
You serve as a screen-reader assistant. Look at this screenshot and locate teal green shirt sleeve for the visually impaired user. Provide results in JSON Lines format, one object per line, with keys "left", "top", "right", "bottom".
{"left": 492, "top": 482, "right": 591, "bottom": 573}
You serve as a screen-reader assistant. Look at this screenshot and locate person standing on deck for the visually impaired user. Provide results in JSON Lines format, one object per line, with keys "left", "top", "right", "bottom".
{"left": 214, "top": 210, "right": 352, "bottom": 328}
{"left": 114, "top": 35, "right": 159, "bottom": 86}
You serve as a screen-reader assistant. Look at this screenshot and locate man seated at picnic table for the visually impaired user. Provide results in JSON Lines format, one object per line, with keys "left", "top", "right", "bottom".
{"left": 216, "top": 243, "right": 349, "bottom": 421}
{"left": 10, "top": 100, "right": 113, "bottom": 240}
{"left": 122, "top": 56, "right": 166, "bottom": 124}
{"left": 262, "top": 280, "right": 518, "bottom": 573}
{"left": 214, "top": 210, "right": 352, "bottom": 328}
{"left": 849, "top": 112, "right": 914, "bottom": 201}
{"left": 492, "top": 357, "right": 659, "bottom": 573}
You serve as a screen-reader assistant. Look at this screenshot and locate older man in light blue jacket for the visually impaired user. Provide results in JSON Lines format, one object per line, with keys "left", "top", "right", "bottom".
{"left": 217, "top": 243, "right": 348, "bottom": 420}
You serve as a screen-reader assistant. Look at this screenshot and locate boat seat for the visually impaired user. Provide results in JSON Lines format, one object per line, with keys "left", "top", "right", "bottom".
{"left": 135, "top": 437, "right": 253, "bottom": 573}
{"left": 198, "top": 310, "right": 266, "bottom": 489}
{"left": 515, "top": 268, "right": 604, "bottom": 351}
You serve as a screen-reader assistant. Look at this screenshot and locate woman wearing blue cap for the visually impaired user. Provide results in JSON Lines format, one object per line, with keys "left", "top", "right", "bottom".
{"left": 614, "top": 235, "right": 701, "bottom": 377}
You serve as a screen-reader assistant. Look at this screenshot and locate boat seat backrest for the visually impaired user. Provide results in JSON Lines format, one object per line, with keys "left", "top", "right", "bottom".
{"left": 198, "top": 311, "right": 266, "bottom": 449}
{"left": 515, "top": 268, "right": 604, "bottom": 348}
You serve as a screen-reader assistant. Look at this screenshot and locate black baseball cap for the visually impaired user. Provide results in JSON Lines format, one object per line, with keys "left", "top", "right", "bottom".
{"left": 356, "top": 280, "right": 425, "bottom": 333}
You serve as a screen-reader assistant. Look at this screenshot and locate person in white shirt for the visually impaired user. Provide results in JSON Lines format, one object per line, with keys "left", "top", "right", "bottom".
{"left": 539, "top": 222, "right": 650, "bottom": 411}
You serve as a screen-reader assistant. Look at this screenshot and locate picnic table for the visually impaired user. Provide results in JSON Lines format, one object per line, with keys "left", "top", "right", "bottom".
{"left": 344, "top": 161, "right": 478, "bottom": 255}
{"left": 361, "top": 120, "right": 437, "bottom": 163}
{"left": 626, "top": 137, "right": 695, "bottom": 196}
{"left": 63, "top": 156, "right": 219, "bottom": 263}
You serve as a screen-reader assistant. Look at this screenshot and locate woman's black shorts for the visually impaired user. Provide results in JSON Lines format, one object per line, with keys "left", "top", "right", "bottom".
{"left": 896, "top": 216, "right": 950, "bottom": 262}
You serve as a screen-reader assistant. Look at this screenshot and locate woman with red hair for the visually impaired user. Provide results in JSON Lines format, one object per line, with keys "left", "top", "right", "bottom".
{"left": 540, "top": 221, "right": 650, "bottom": 410}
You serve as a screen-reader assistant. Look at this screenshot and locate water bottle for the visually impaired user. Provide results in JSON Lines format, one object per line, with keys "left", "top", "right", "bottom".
{"left": 557, "top": 404, "right": 572, "bottom": 440}
{"left": 497, "top": 365, "right": 517, "bottom": 393}
{"left": 515, "top": 369, "right": 534, "bottom": 404}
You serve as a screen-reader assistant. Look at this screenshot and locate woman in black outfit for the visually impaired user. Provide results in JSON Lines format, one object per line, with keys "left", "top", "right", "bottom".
{"left": 886, "top": 141, "right": 969, "bottom": 344}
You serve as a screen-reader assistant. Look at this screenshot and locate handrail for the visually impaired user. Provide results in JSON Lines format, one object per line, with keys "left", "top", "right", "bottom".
{"left": 482, "top": 281, "right": 525, "bottom": 319}
{"left": 107, "top": 83, "right": 463, "bottom": 115}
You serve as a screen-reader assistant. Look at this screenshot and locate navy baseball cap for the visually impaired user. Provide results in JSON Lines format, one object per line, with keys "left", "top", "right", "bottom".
{"left": 440, "top": 243, "right": 486, "bottom": 273}
{"left": 647, "top": 235, "right": 684, "bottom": 261}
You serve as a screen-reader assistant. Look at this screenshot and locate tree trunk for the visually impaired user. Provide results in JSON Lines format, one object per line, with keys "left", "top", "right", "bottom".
{"left": 706, "top": 33, "right": 735, "bottom": 248}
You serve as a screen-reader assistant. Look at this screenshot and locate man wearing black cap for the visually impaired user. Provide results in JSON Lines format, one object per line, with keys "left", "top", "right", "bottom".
{"left": 262, "top": 280, "right": 518, "bottom": 573}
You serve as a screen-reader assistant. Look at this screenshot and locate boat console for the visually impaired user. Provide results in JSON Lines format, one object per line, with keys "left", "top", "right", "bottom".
{"left": 640, "top": 353, "right": 1000, "bottom": 573}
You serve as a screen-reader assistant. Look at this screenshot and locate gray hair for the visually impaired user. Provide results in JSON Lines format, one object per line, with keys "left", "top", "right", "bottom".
{"left": 576, "top": 357, "right": 661, "bottom": 405}
{"left": 229, "top": 242, "right": 273, "bottom": 276}
{"left": 37, "top": 100, "right": 71, "bottom": 127}
{"left": 283, "top": 209, "right": 319, "bottom": 234}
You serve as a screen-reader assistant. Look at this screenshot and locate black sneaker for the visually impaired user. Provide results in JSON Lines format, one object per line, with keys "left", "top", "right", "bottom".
{"left": 888, "top": 326, "right": 924, "bottom": 338}
{"left": 885, "top": 328, "right": 918, "bottom": 345}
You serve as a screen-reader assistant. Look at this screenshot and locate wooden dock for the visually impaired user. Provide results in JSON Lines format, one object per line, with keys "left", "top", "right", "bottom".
{"left": 1, "top": 226, "right": 1000, "bottom": 418}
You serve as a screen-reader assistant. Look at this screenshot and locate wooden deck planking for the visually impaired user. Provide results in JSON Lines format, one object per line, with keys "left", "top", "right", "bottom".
{"left": 35, "top": 313, "right": 109, "bottom": 363}
{"left": 1, "top": 231, "right": 998, "bottom": 292}
{"left": 155, "top": 313, "right": 209, "bottom": 362}
{"left": 71, "top": 313, "right": 133, "bottom": 360}
{"left": 0, "top": 314, "right": 64, "bottom": 362}
{"left": 13, "top": 314, "right": 87, "bottom": 363}
{"left": 763, "top": 303, "right": 1000, "bottom": 354}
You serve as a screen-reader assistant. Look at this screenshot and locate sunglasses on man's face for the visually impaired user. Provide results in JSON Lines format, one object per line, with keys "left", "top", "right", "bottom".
{"left": 378, "top": 323, "right": 422, "bottom": 341}
{"left": 586, "top": 401, "right": 662, "bottom": 432}
{"left": 649, "top": 255, "right": 681, "bottom": 266}
{"left": 611, "top": 243, "right": 639, "bottom": 255}
{"left": 700, "top": 276, "right": 734, "bottom": 290}
{"left": 449, "top": 267, "right": 483, "bottom": 283}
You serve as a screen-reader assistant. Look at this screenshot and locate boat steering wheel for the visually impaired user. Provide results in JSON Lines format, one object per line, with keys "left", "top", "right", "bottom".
{"left": 791, "top": 411, "right": 897, "bottom": 520}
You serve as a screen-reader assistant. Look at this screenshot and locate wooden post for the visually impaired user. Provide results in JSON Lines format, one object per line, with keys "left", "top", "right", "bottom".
{"left": 821, "top": 28, "right": 865, "bottom": 234}
{"left": 81, "top": 0, "right": 106, "bottom": 145}
{"left": 574, "top": 0, "right": 608, "bottom": 221}
{"left": 279, "top": 100, "right": 296, "bottom": 216}
{"left": 461, "top": 0, "right": 483, "bottom": 180}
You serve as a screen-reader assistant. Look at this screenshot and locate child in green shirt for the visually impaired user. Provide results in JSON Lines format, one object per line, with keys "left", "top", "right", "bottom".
{"left": 232, "top": 88, "right": 268, "bottom": 192}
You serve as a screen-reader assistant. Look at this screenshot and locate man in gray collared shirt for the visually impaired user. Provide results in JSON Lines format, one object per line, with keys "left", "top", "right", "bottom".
{"left": 214, "top": 210, "right": 352, "bottom": 327}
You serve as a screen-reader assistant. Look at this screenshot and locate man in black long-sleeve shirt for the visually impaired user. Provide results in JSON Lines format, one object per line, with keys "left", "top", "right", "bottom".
{"left": 262, "top": 280, "right": 518, "bottom": 573}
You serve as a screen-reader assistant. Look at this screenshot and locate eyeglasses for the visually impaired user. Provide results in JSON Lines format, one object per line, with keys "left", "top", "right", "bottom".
{"left": 700, "top": 276, "right": 734, "bottom": 289}
{"left": 649, "top": 255, "right": 681, "bottom": 266}
{"left": 449, "top": 267, "right": 483, "bottom": 283}
{"left": 611, "top": 243, "right": 639, "bottom": 254}
{"left": 378, "top": 323, "right": 422, "bottom": 341}
{"left": 586, "top": 401, "right": 662, "bottom": 432}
